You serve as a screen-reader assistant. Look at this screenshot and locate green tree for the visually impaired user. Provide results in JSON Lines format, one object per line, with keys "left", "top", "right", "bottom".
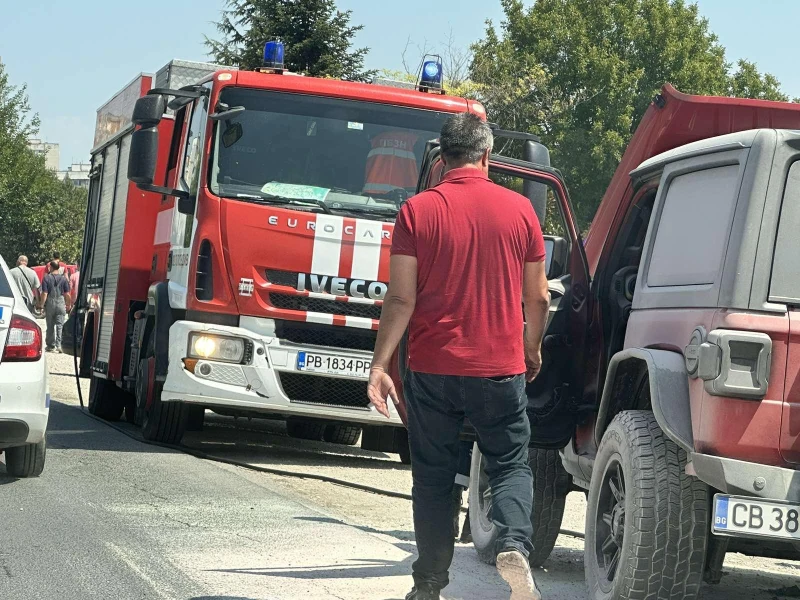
{"left": 205, "top": 0, "right": 376, "bottom": 81}
{"left": 0, "top": 63, "right": 86, "bottom": 265}
{"left": 729, "top": 59, "right": 788, "bottom": 101}
{"left": 470, "top": 0, "right": 788, "bottom": 227}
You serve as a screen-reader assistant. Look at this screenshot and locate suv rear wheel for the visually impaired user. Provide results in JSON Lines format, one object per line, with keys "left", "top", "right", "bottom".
{"left": 585, "top": 411, "right": 708, "bottom": 600}
{"left": 469, "top": 443, "right": 570, "bottom": 566}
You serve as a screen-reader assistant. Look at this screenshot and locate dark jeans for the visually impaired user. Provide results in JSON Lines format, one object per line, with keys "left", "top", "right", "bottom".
{"left": 45, "top": 297, "right": 66, "bottom": 349}
{"left": 405, "top": 370, "right": 533, "bottom": 591}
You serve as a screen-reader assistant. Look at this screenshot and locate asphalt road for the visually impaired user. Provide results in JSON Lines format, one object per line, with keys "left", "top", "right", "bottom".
{"left": 3, "top": 352, "right": 799, "bottom": 600}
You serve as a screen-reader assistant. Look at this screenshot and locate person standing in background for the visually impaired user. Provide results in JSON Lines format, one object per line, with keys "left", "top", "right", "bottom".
{"left": 40, "top": 261, "right": 72, "bottom": 352}
{"left": 69, "top": 262, "right": 81, "bottom": 306}
{"left": 10, "top": 255, "right": 40, "bottom": 312}
{"left": 51, "top": 251, "right": 66, "bottom": 275}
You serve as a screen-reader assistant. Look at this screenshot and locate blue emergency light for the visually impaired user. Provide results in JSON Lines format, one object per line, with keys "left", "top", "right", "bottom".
{"left": 263, "top": 41, "right": 285, "bottom": 70}
{"left": 419, "top": 59, "right": 443, "bottom": 92}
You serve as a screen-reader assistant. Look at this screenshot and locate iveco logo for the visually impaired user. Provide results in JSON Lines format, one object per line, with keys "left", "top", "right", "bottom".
{"left": 297, "top": 273, "right": 387, "bottom": 300}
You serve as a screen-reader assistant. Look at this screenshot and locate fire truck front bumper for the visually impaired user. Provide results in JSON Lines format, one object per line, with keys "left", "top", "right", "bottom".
{"left": 161, "top": 320, "right": 403, "bottom": 426}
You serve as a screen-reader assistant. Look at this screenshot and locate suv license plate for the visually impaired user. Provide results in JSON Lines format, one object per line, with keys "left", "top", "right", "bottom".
{"left": 296, "top": 351, "right": 370, "bottom": 379}
{"left": 713, "top": 494, "right": 800, "bottom": 540}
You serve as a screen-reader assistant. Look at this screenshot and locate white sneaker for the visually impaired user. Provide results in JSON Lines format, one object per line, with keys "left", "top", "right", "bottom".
{"left": 496, "top": 550, "right": 541, "bottom": 600}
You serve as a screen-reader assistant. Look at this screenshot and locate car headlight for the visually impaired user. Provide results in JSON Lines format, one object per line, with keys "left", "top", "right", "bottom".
{"left": 187, "top": 333, "right": 251, "bottom": 363}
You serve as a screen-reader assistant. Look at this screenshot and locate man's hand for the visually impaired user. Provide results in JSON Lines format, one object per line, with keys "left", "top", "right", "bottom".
{"left": 367, "top": 366, "right": 399, "bottom": 418}
{"left": 524, "top": 341, "right": 542, "bottom": 383}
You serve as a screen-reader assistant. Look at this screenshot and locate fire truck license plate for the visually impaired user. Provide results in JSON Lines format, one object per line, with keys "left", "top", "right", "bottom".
{"left": 713, "top": 495, "right": 800, "bottom": 540}
{"left": 296, "top": 351, "right": 371, "bottom": 379}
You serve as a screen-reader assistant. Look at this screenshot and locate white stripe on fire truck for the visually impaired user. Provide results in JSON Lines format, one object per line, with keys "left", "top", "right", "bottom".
{"left": 306, "top": 312, "right": 334, "bottom": 325}
{"left": 311, "top": 214, "right": 344, "bottom": 276}
{"left": 351, "top": 220, "right": 383, "bottom": 280}
{"left": 347, "top": 296, "right": 379, "bottom": 305}
{"left": 344, "top": 316, "right": 375, "bottom": 329}
{"left": 153, "top": 211, "right": 172, "bottom": 245}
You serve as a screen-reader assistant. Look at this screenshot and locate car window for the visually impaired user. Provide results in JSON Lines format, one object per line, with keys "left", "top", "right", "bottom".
{"left": 647, "top": 165, "right": 739, "bottom": 287}
{"left": 0, "top": 261, "right": 15, "bottom": 298}
{"left": 770, "top": 160, "right": 800, "bottom": 304}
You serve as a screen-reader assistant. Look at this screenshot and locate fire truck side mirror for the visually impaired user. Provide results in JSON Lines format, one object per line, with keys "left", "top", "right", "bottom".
{"left": 129, "top": 127, "right": 159, "bottom": 186}
{"left": 132, "top": 96, "right": 166, "bottom": 128}
{"left": 522, "top": 140, "right": 551, "bottom": 227}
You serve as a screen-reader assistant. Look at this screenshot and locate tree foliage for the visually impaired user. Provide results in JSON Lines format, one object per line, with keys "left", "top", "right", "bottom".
{"left": 205, "top": 0, "right": 376, "bottom": 81}
{"left": 0, "top": 63, "right": 86, "bottom": 265}
{"left": 470, "top": 0, "right": 789, "bottom": 227}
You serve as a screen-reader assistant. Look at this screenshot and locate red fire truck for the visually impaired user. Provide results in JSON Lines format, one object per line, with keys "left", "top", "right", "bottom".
{"left": 78, "top": 48, "right": 515, "bottom": 458}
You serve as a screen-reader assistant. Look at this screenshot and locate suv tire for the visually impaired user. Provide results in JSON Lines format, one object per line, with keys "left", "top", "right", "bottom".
{"left": 469, "top": 444, "right": 570, "bottom": 566}
{"left": 585, "top": 411, "right": 708, "bottom": 600}
{"left": 88, "top": 375, "right": 125, "bottom": 421}
{"left": 323, "top": 424, "right": 361, "bottom": 446}
{"left": 5, "top": 435, "right": 46, "bottom": 478}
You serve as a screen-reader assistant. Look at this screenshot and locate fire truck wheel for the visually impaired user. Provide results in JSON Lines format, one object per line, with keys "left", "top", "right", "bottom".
{"left": 137, "top": 357, "right": 187, "bottom": 445}
{"left": 88, "top": 375, "right": 125, "bottom": 422}
{"left": 5, "top": 435, "right": 46, "bottom": 478}
{"left": 584, "top": 411, "right": 708, "bottom": 600}
{"left": 185, "top": 406, "right": 205, "bottom": 432}
{"left": 285, "top": 418, "right": 326, "bottom": 441}
{"left": 468, "top": 444, "right": 569, "bottom": 566}
{"left": 323, "top": 424, "right": 361, "bottom": 446}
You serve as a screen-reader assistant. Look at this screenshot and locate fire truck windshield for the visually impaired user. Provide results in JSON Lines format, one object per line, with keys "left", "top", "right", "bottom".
{"left": 209, "top": 88, "right": 451, "bottom": 220}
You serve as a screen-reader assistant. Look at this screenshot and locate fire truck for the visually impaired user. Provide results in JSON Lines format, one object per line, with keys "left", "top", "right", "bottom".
{"left": 79, "top": 46, "right": 528, "bottom": 459}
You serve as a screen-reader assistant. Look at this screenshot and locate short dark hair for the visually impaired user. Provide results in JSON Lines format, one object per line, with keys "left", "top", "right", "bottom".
{"left": 439, "top": 113, "right": 494, "bottom": 165}
{"left": 49, "top": 261, "right": 59, "bottom": 271}
{"left": 52, "top": 252, "right": 61, "bottom": 259}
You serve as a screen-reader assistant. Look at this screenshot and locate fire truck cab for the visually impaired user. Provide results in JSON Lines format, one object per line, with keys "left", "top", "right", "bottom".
{"left": 78, "top": 50, "right": 497, "bottom": 457}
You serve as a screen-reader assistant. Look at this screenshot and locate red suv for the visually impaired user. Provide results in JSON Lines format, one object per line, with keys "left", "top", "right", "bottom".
{"left": 399, "top": 84, "right": 800, "bottom": 600}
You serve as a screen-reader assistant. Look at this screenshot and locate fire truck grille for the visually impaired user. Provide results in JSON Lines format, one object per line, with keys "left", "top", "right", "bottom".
{"left": 278, "top": 373, "right": 371, "bottom": 409}
{"left": 269, "top": 293, "right": 382, "bottom": 320}
{"left": 275, "top": 321, "right": 376, "bottom": 352}
{"left": 265, "top": 269, "right": 299, "bottom": 287}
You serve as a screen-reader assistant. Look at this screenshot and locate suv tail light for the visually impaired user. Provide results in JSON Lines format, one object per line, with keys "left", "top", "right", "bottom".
{"left": 3, "top": 314, "right": 43, "bottom": 362}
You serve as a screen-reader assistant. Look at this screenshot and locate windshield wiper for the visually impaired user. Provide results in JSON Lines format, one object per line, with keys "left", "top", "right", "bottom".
{"left": 329, "top": 205, "right": 399, "bottom": 217}
{"left": 232, "top": 193, "right": 331, "bottom": 214}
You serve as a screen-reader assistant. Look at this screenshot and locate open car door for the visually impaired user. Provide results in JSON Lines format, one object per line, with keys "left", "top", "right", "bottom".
{"left": 391, "top": 134, "right": 590, "bottom": 449}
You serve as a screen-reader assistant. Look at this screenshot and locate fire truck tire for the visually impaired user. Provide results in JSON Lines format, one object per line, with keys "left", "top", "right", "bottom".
{"left": 285, "top": 418, "right": 325, "bottom": 441}
{"left": 323, "top": 424, "right": 361, "bottom": 446}
{"left": 88, "top": 376, "right": 125, "bottom": 421}
{"left": 584, "top": 411, "right": 708, "bottom": 600}
{"left": 5, "top": 435, "right": 46, "bottom": 478}
{"left": 186, "top": 406, "right": 205, "bottom": 432}
{"left": 468, "top": 444, "right": 569, "bottom": 566}
{"left": 137, "top": 356, "right": 187, "bottom": 444}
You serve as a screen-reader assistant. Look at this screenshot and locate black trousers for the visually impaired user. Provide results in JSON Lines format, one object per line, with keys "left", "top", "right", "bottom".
{"left": 405, "top": 370, "right": 534, "bottom": 591}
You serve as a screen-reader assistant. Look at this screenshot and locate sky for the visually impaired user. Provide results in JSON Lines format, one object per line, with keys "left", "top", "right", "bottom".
{"left": 1, "top": 0, "right": 799, "bottom": 169}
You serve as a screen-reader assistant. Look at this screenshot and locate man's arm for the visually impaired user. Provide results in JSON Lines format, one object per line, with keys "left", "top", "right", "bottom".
{"left": 367, "top": 255, "right": 418, "bottom": 417}
{"left": 522, "top": 260, "right": 550, "bottom": 382}
{"left": 63, "top": 281, "right": 73, "bottom": 312}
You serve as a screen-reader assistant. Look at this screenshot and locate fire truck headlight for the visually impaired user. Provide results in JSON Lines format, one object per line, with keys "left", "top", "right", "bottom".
{"left": 188, "top": 333, "right": 247, "bottom": 364}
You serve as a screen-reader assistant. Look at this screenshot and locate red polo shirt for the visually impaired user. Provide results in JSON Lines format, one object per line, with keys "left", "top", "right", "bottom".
{"left": 391, "top": 166, "right": 545, "bottom": 377}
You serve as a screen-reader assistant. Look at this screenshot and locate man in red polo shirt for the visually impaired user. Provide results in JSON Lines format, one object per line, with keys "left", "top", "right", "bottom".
{"left": 368, "top": 113, "right": 550, "bottom": 600}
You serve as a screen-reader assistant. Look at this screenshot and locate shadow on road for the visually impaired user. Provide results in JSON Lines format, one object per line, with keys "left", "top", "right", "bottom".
{"left": 45, "top": 400, "right": 173, "bottom": 454}
{"left": 188, "top": 597, "right": 263, "bottom": 600}
{"left": 295, "top": 515, "right": 415, "bottom": 540}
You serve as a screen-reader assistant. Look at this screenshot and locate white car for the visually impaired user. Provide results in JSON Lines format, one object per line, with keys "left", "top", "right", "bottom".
{"left": 0, "top": 255, "right": 49, "bottom": 477}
